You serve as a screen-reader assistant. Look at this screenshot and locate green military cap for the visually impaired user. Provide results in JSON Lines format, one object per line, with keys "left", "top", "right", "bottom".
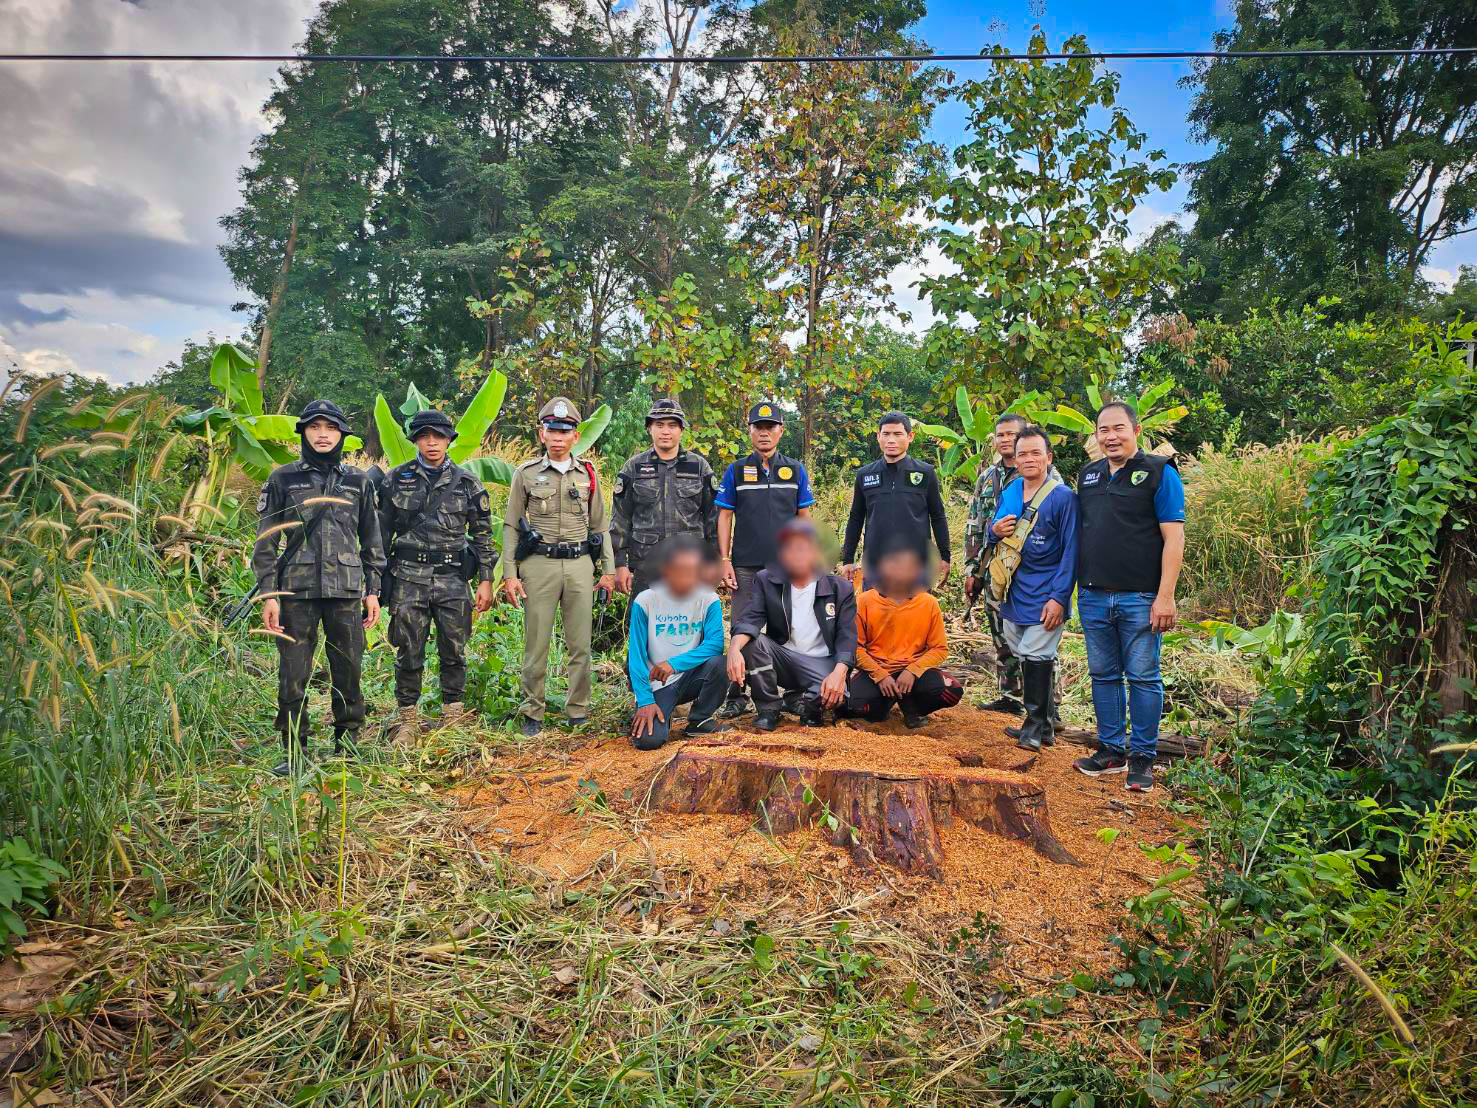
{"left": 539, "top": 397, "right": 581, "bottom": 431}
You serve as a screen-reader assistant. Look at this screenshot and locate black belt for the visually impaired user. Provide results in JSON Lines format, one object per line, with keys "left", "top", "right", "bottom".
{"left": 531, "top": 541, "right": 590, "bottom": 559}
{"left": 395, "top": 549, "right": 461, "bottom": 568}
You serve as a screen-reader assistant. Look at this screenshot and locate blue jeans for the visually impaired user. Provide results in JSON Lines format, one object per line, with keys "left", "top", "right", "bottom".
{"left": 1078, "top": 588, "right": 1162, "bottom": 757}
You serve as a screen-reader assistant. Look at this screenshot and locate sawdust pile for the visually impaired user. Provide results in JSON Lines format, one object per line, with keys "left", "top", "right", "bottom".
{"left": 453, "top": 706, "right": 1189, "bottom": 975}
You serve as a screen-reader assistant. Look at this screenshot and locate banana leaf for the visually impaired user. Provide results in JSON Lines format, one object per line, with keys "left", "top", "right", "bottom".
{"left": 574, "top": 404, "right": 612, "bottom": 456}
{"left": 374, "top": 395, "right": 416, "bottom": 467}
{"left": 450, "top": 371, "right": 508, "bottom": 463}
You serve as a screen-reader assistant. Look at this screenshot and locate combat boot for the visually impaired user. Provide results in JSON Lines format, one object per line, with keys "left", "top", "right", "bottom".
{"left": 272, "top": 731, "right": 309, "bottom": 777}
{"left": 440, "top": 702, "right": 472, "bottom": 728}
{"left": 389, "top": 705, "right": 421, "bottom": 746}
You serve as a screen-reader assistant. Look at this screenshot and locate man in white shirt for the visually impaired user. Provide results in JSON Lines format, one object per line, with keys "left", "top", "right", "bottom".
{"left": 726, "top": 520, "right": 857, "bottom": 730}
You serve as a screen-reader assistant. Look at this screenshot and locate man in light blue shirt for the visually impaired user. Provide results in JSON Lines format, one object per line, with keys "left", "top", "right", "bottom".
{"left": 628, "top": 536, "right": 731, "bottom": 749}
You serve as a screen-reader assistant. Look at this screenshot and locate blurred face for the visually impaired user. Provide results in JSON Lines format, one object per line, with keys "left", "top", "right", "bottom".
{"left": 539, "top": 424, "right": 577, "bottom": 459}
{"left": 414, "top": 430, "right": 451, "bottom": 466}
{"left": 777, "top": 535, "right": 819, "bottom": 580}
{"left": 878, "top": 549, "right": 922, "bottom": 594}
{"left": 1013, "top": 433, "right": 1051, "bottom": 481}
{"left": 876, "top": 421, "right": 913, "bottom": 461}
{"left": 1095, "top": 407, "right": 1140, "bottom": 464}
{"left": 748, "top": 421, "right": 782, "bottom": 456}
{"left": 660, "top": 550, "right": 702, "bottom": 596}
{"left": 648, "top": 417, "right": 684, "bottom": 455}
{"left": 699, "top": 557, "right": 723, "bottom": 589}
{"left": 303, "top": 418, "right": 343, "bottom": 453}
{"left": 993, "top": 419, "right": 1024, "bottom": 463}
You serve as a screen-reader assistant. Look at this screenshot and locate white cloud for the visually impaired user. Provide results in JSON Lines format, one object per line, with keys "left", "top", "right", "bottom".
{"left": 1422, "top": 266, "right": 1457, "bottom": 292}
{"left": 0, "top": 0, "right": 318, "bottom": 383}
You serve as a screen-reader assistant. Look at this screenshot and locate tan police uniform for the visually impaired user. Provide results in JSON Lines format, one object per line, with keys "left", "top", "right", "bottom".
{"left": 502, "top": 398, "right": 615, "bottom": 723}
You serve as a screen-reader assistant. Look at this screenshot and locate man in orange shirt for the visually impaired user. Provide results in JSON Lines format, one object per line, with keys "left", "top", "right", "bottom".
{"left": 844, "top": 544, "right": 964, "bottom": 727}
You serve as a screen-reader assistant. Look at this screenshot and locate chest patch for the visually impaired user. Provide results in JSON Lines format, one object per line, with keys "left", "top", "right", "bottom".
{"left": 778, "top": 466, "right": 793, "bottom": 480}
{"left": 638, "top": 464, "right": 657, "bottom": 476}
{"left": 862, "top": 473, "right": 881, "bottom": 488}
{"left": 908, "top": 470, "right": 923, "bottom": 485}
{"left": 742, "top": 466, "right": 759, "bottom": 482}
{"left": 1081, "top": 471, "right": 1102, "bottom": 487}
{"left": 1131, "top": 470, "right": 1148, "bottom": 486}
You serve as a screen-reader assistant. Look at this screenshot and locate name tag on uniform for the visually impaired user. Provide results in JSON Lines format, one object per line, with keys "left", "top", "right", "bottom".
{"left": 862, "top": 473, "right": 881, "bottom": 488}
{"left": 742, "top": 466, "right": 759, "bottom": 481}
{"left": 1082, "top": 472, "right": 1102, "bottom": 486}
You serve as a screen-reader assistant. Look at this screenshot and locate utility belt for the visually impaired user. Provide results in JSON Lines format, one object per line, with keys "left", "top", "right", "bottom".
{"left": 514, "top": 520, "right": 603, "bottom": 563}
{"left": 394, "top": 548, "right": 465, "bottom": 571}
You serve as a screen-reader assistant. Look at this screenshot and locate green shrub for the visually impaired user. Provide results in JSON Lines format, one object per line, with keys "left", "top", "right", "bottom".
{"left": 1179, "top": 437, "right": 1337, "bottom": 623}
{"left": 0, "top": 837, "right": 67, "bottom": 950}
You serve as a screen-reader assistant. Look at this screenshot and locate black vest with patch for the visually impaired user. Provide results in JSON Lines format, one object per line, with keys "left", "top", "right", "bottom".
{"left": 730, "top": 451, "right": 805, "bottom": 568}
{"left": 1077, "top": 452, "right": 1174, "bottom": 593}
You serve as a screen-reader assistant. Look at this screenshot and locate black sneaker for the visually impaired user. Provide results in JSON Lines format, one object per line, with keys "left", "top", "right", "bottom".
{"left": 782, "top": 690, "right": 804, "bottom": 717}
{"left": 1126, "top": 755, "right": 1155, "bottom": 792}
{"left": 753, "top": 711, "right": 780, "bottom": 732}
{"left": 902, "top": 710, "right": 928, "bottom": 729}
{"left": 1074, "top": 748, "right": 1128, "bottom": 777}
{"left": 797, "top": 706, "right": 825, "bottom": 727}
{"left": 685, "top": 718, "right": 733, "bottom": 736}
{"left": 520, "top": 716, "right": 542, "bottom": 737}
{"left": 719, "top": 698, "right": 749, "bottom": 720}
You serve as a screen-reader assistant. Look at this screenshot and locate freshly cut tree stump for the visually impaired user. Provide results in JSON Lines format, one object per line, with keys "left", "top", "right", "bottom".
{"left": 645, "top": 732, "right": 1081, "bottom": 876}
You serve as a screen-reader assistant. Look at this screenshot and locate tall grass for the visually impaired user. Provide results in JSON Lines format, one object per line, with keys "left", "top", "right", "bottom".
{"left": 1180, "top": 438, "right": 1339, "bottom": 624}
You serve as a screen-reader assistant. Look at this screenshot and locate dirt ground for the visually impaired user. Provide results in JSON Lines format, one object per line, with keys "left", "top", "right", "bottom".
{"left": 452, "top": 705, "right": 1191, "bottom": 977}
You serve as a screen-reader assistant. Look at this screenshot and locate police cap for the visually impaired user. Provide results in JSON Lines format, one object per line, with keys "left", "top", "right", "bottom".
{"left": 747, "top": 401, "right": 784, "bottom": 426}
{"left": 407, "top": 408, "right": 457, "bottom": 442}
{"left": 539, "top": 397, "right": 582, "bottom": 431}
{"left": 646, "top": 397, "right": 687, "bottom": 427}
{"left": 295, "top": 399, "right": 351, "bottom": 435}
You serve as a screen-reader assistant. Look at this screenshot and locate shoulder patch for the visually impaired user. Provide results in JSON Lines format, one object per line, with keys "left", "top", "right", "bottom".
{"left": 478, "top": 490, "right": 490, "bottom": 510}
{"left": 256, "top": 491, "right": 268, "bottom": 512}
{"left": 613, "top": 477, "right": 625, "bottom": 494}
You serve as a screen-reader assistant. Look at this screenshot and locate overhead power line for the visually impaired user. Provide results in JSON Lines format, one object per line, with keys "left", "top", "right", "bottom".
{"left": 1, "top": 46, "right": 1476, "bottom": 65}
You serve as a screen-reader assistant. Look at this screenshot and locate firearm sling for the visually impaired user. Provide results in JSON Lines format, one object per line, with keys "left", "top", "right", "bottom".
{"left": 985, "top": 477, "right": 1061, "bottom": 610}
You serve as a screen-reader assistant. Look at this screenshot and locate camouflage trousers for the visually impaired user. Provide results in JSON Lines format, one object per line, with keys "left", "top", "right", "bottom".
{"left": 986, "top": 606, "right": 1023, "bottom": 697}
{"left": 389, "top": 572, "right": 473, "bottom": 707}
{"left": 276, "top": 598, "right": 366, "bottom": 744}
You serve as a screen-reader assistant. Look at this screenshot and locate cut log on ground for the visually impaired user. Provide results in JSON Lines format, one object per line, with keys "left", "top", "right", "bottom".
{"left": 645, "top": 732, "right": 1082, "bottom": 876}
{"left": 1051, "top": 725, "right": 1206, "bottom": 759}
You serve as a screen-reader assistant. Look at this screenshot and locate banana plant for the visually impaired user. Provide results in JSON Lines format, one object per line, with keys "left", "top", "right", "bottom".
{"left": 175, "top": 343, "right": 362, "bottom": 505}
{"left": 371, "top": 370, "right": 612, "bottom": 489}
{"left": 1035, "top": 376, "right": 1189, "bottom": 460}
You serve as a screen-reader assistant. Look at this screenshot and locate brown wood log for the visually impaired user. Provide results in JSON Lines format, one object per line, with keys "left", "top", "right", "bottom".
{"left": 1053, "top": 725, "right": 1205, "bottom": 758}
{"left": 645, "top": 741, "right": 1081, "bottom": 876}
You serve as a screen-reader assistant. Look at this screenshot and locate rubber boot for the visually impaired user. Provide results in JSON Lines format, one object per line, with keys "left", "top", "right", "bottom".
{"left": 1043, "top": 660, "right": 1059, "bottom": 746}
{"left": 390, "top": 705, "right": 420, "bottom": 746}
{"left": 1016, "top": 659, "right": 1054, "bottom": 752}
{"left": 332, "top": 729, "right": 357, "bottom": 758}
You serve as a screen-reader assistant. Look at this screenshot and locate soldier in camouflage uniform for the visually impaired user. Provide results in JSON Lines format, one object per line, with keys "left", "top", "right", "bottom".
{"left": 378, "top": 409, "right": 497, "bottom": 742}
{"left": 963, "top": 413, "right": 1063, "bottom": 714}
{"left": 611, "top": 397, "right": 718, "bottom": 603}
{"left": 252, "top": 400, "right": 385, "bottom": 777}
{"left": 502, "top": 397, "right": 616, "bottom": 736}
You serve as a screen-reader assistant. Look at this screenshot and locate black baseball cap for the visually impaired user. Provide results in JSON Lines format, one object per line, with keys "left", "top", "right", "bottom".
{"left": 407, "top": 409, "right": 457, "bottom": 442}
{"left": 295, "top": 399, "right": 351, "bottom": 435}
{"left": 747, "top": 401, "right": 784, "bottom": 426}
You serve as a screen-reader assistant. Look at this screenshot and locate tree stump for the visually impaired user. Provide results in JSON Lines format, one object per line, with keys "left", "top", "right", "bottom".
{"left": 645, "top": 733, "right": 1081, "bottom": 877}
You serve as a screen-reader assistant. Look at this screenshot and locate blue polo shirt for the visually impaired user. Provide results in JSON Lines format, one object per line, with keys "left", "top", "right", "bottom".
{"left": 988, "top": 478, "right": 1079, "bottom": 626}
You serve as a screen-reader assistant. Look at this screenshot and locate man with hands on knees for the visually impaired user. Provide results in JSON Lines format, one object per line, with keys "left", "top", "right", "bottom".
{"left": 986, "top": 426, "right": 1077, "bottom": 752}
{"left": 726, "top": 519, "right": 857, "bottom": 731}
{"left": 627, "top": 537, "right": 732, "bottom": 750}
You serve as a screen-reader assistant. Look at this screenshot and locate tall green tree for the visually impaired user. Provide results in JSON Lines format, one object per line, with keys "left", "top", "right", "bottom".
{"left": 921, "top": 33, "right": 1183, "bottom": 398}
{"left": 1182, "top": 0, "right": 1477, "bottom": 320}
{"left": 732, "top": 26, "right": 944, "bottom": 464}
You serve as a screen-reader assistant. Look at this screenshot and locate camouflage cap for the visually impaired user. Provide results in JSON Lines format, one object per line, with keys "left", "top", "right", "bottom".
{"left": 407, "top": 408, "right": 457, "bottom": 442}
{"left": 645, "top": 397, "right": 687, "bottom": 427}
{"left": 295, "top": 399, "right": 351, "bottom": 435}
{"left": 539, "top": 397, "right": 581, "bottom": 431}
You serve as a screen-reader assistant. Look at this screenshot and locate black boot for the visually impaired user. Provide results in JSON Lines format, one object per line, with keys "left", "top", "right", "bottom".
{"left": 1042, "top": 660, "right": 1059, "bottom": 746}
{"left": 272, "top": 731, "right": 308, "bottom": 777}
{"left": 1016, "top": 660, "right": 1054, "bottom": 752}
{"left": 332, "top": 729, "right": 357, "bottom": 758}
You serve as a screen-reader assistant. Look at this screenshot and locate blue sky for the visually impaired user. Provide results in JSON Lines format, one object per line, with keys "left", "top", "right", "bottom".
{"left": 0, "top": 0, "right": 1469, "bottom": 385}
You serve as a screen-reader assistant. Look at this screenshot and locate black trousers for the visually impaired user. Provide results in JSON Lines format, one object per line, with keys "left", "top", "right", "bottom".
{"left": 276, "top": 597, "right": 366, "bottom": 742}
{"left": 740, "top": 634, "right": 841, "bottom": 711}
{"left": 635, "top": 656, "right": 730, "bottom": 748}
{"left": 844, "top": 667, "right": 962, "bottom": 721}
